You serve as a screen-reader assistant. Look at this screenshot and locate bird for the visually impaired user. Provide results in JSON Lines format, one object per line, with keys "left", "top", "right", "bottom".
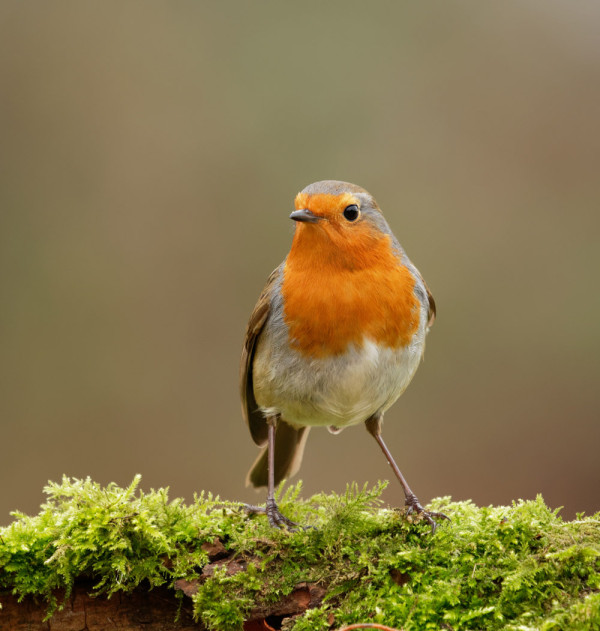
{"left": 240, "top": 180, "right": 447, "bottom": 532}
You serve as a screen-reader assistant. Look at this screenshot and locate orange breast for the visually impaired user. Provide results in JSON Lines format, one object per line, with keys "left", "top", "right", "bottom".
{"left": 282, "top": 223, "right": 420, "bottom": 358}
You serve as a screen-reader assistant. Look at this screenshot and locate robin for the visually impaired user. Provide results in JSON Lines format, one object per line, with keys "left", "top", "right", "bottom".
{"left": 240, "top": 180, "right": 447, "bottom": 532}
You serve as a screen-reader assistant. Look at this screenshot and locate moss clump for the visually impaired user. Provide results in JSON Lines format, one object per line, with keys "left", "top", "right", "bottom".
{"left": 1, "top": 476, "right": 599, "bottom": 630}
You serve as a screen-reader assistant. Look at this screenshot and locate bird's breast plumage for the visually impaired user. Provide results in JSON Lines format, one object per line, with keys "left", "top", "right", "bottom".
{"left": 281, "top": 227, "right": 421, "bottom": 358}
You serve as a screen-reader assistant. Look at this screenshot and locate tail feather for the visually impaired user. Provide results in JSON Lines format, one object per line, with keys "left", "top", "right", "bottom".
{"left": 246, "top": 423, "right": 310, "bottom": 488}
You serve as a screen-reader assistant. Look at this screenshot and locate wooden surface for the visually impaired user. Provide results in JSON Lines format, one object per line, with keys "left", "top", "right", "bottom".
{"left": 0, "top": 579, "right": 326, "bottom": 630}
{"left": 0, "top": 582, "right": 200, "bottom": 630}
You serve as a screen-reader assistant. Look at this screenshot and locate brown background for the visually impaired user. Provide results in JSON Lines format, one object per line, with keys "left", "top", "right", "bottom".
{"left": 1, "top": 2, "right": 599, "bottom": 524}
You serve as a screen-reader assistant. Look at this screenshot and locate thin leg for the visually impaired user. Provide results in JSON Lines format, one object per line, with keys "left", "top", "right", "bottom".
{"left": 246, "top": 415, "right": 298, "bottom": 529}
{"left": 365, "top": 414, "right": 448, "bottom": 533}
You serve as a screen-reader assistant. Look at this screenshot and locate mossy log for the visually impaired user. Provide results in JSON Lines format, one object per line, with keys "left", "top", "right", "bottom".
{"left": 1, "top": 476, "right": 599, "bottom": 630}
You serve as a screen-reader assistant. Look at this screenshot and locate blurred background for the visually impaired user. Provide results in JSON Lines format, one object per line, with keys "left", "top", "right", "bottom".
{"left": 1, "top": 2, "right": 599, "bottom": 524}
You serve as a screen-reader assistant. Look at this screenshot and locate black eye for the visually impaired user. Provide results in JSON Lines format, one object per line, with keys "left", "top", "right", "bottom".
{"left": 343, "top": 204, "right": 360, "bottom": 222}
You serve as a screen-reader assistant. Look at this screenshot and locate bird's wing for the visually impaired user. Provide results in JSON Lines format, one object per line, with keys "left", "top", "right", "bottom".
{"left": 425, "top": 282, "right": 436, "bottom": 329}
{"left": 240, "top": 265, "right": 282, "bottom": 446}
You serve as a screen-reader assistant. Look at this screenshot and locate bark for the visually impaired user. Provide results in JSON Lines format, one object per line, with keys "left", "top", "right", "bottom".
{"left": 0, "top": 579, "right": 326, "bottom": 630}
{"left": 0, "top": 582, "right": 198, "bottom": 630}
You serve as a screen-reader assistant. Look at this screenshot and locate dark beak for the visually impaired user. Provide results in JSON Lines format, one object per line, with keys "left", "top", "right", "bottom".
{"left": 289, "top": 208, "right": 322, "bottom": 223}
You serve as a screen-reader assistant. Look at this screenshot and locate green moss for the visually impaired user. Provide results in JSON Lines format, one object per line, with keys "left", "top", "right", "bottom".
{"left": 1, "top": 476, "right": 599, "bottom": 630}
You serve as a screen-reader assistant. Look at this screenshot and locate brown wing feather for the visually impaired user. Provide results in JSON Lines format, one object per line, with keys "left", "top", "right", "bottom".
{"left": 425, "top": 283, "right": 436, "bottom": 329}
{"left": 240, "top": 265, "right": 282, "bottom": 446}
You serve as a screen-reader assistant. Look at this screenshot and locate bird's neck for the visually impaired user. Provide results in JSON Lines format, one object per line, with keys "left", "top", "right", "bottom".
{"left": 282, "top": 227, "right": 420, "bottom": 358}
{"left": 287, "top": 223, "right": 392, "bottom": 272}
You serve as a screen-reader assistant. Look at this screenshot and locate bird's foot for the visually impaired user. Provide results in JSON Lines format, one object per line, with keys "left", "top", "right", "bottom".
{"left": 404, "top": 493, "right": 449, "bottom": 534}
{"left": 243, "top": 498, "right": 299, "bottom": 530}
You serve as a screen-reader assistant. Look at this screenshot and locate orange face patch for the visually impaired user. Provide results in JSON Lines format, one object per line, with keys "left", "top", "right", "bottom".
{"left": 294, "top": 192, "right": 358, "bottom": 220}
{"left": 282, "top": 209, "right": 420, "bottom": 357}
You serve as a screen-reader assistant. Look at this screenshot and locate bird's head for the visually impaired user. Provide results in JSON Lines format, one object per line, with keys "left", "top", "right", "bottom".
{"left": 289, "top": 180, "right": 396, "bottom": 269}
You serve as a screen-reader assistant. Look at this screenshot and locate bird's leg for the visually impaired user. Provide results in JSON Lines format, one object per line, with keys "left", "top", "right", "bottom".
{"left": 365, "top": 414, "right": 448, "bottom": 533}
{"left": 245, "top": 415, "right": 299, "bottom": 529}
{"left": 265, "top": 417, "right": 299, "bottom": 529}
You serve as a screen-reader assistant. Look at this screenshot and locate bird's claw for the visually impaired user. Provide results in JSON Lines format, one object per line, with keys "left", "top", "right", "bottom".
{"left": 243, "top": 500, "right": 300, "bottom": 530}
{"left": 404, "top": 493, "right": 449, "bottom": 534}
{"left": 266, "top": 498, "right": 300, "bottom": 530}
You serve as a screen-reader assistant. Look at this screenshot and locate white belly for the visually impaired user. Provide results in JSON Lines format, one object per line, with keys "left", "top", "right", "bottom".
{"left": 253, "top": 332, "right": 426, "bottom": 429}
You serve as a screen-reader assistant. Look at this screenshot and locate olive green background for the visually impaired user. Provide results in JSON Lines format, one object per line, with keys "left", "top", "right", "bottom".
{"left": 1, "top": 2, "right": 599, "bottom": 524}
